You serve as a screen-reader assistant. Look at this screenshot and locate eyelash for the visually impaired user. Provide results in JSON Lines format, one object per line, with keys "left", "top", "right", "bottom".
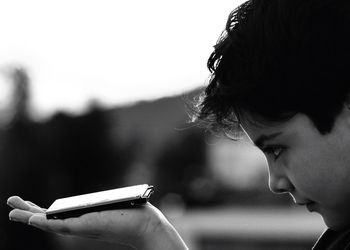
{"left": 262, "top": 146, "right": 285, "bottom": 160}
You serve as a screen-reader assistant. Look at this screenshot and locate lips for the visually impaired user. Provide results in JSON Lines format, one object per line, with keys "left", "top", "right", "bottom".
{"left": 306, "top": 202, "right": 316, "bottom": 212}
{"left": 295, "top": 200, "right": 317, "bottom": 212}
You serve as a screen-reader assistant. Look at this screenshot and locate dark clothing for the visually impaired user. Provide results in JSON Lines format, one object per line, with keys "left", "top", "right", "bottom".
{"left": 313, "top": 228, "right": 350, "bottom": 250}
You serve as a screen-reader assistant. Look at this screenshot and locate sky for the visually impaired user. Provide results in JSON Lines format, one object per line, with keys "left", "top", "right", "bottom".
{"left": 0, "top": 0, "right": 245, "bottom": 118}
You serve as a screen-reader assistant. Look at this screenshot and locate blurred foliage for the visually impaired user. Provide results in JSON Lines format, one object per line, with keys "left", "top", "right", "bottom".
{"left": 153, "top": 127, "right": 209, "bottom": 206}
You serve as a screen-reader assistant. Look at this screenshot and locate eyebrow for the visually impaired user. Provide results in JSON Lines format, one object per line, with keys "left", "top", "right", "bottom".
{"left": 254, "top": 132, "right": 282, "bottom": 148}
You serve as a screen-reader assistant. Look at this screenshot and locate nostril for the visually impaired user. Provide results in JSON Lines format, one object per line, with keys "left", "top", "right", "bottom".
{"left": 269, "top": 176, "right": 293, "bottom": 194}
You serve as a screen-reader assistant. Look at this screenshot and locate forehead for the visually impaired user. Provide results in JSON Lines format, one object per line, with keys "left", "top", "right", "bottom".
{"left": 239, "top": 113, "right": 302, "bottom": 145}
{"left": 239, "top": 112, "right": 282, "bottom": 133}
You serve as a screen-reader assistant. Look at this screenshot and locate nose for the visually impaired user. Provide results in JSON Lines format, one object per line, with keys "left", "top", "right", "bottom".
{"left": 268, "top": 173, "right": 294, "bottom": 194}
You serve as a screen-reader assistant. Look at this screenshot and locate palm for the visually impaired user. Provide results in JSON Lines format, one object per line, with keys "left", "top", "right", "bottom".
{"left": 7, "top": 196, "right": 160, "bottom": 248}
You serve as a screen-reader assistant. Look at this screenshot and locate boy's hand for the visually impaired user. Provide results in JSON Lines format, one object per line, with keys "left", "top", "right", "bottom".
{"left": 7, "top": 196, "right": 186, "bottom": 250}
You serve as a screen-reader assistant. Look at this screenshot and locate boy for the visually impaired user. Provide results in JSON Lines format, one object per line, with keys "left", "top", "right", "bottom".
{"left": 7, "top": 0, "right": 350, "bottom": 249}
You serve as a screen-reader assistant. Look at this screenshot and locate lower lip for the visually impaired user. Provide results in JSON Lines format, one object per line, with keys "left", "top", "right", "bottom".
{"left": 306, "top": 202, "right": 316, "bottom": 212}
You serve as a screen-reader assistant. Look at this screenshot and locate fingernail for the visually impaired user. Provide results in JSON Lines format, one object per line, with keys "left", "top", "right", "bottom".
{"left": 9, "top": 216, "right": 17, "bottom": 222}
{"left": 28, "top": 220, "right": 39, "bottom": 228}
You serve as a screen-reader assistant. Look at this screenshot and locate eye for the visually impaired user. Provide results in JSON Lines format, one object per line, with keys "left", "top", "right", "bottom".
{"left": 262, "top": 146, "right": 284, "bottom": 160}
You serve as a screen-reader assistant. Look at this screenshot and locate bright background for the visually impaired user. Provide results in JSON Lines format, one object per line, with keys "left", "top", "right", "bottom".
{"left": 0, "top": 0, "right": 246, "bottom": 118}
{"left": 1, "top": 2, "right": 325, "bottom": 250}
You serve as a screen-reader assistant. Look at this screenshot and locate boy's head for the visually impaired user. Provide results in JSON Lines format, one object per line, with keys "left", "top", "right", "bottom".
{"left": 197, "top": 0, "right": 350, "bottom": 134}
{"left": 195, "top": 0, "right": 350, "bottom": 230}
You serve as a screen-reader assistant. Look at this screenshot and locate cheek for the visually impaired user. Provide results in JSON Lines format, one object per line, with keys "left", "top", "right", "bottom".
{"left": 285, "top": 153, "right": 326, "bottom": 195}
{"left": 287, "top": 148, "right": 349, "bottom": 204}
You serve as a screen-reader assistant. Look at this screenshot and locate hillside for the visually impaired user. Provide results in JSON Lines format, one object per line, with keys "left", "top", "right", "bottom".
{"left": 107, "top": 88, "right": 203, "bottom": 165}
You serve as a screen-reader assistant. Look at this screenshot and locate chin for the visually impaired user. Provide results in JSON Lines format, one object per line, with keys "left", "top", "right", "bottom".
{"left": 323, "top": 216, "right": 350, "bottom": 232}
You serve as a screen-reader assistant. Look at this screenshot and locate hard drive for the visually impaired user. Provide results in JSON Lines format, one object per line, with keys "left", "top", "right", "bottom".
{"left": 46, "top": 184, "right": 154, "bottom": 219}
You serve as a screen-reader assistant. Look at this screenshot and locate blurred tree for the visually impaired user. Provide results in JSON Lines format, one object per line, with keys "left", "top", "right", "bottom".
{"left": 153, "top": 127, "right": 211, "bottom": 207}
{"left": 10, "top": 67, "right": 30, "bottom": 123}
{"left": 42, "top": 104, "right": 128, "bottom": 198}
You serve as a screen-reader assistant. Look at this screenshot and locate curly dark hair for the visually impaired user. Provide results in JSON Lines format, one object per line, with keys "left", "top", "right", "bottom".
{"left": 193, "top": 0, "right": 350, "bottom": 135}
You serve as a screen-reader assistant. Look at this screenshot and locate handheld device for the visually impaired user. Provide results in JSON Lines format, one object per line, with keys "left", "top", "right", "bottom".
{"left": 46, "top": 184, "right": 154, "bottom": 219}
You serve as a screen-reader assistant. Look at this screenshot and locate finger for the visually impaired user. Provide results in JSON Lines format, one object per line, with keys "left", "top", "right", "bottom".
{"left": 28, "top": 214, "right": 52, "bottom": 232}
{"left": 26, "top": 213, "right": 66, "bottom": 235}
{"left": 7, "top": 196, "right": 45, "bottom": 213}
{"left": 29, "top": 214, "right": 85, "bottom": 236}
{"left": 25, "top": 201, "right": 47, "bottom": 213}
{"left": 9, "top": 209, "right": 34, "bottom": 224}
{"left": 7, "top": 196, "right": 30, "bottom": 210}
{"left": 26, "top": 200, "right": 40, "bottom": 208}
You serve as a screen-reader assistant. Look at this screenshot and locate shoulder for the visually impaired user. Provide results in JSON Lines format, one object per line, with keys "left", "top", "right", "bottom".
{"left": 313, "top": 228, "right": 350, "bottom": 250}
